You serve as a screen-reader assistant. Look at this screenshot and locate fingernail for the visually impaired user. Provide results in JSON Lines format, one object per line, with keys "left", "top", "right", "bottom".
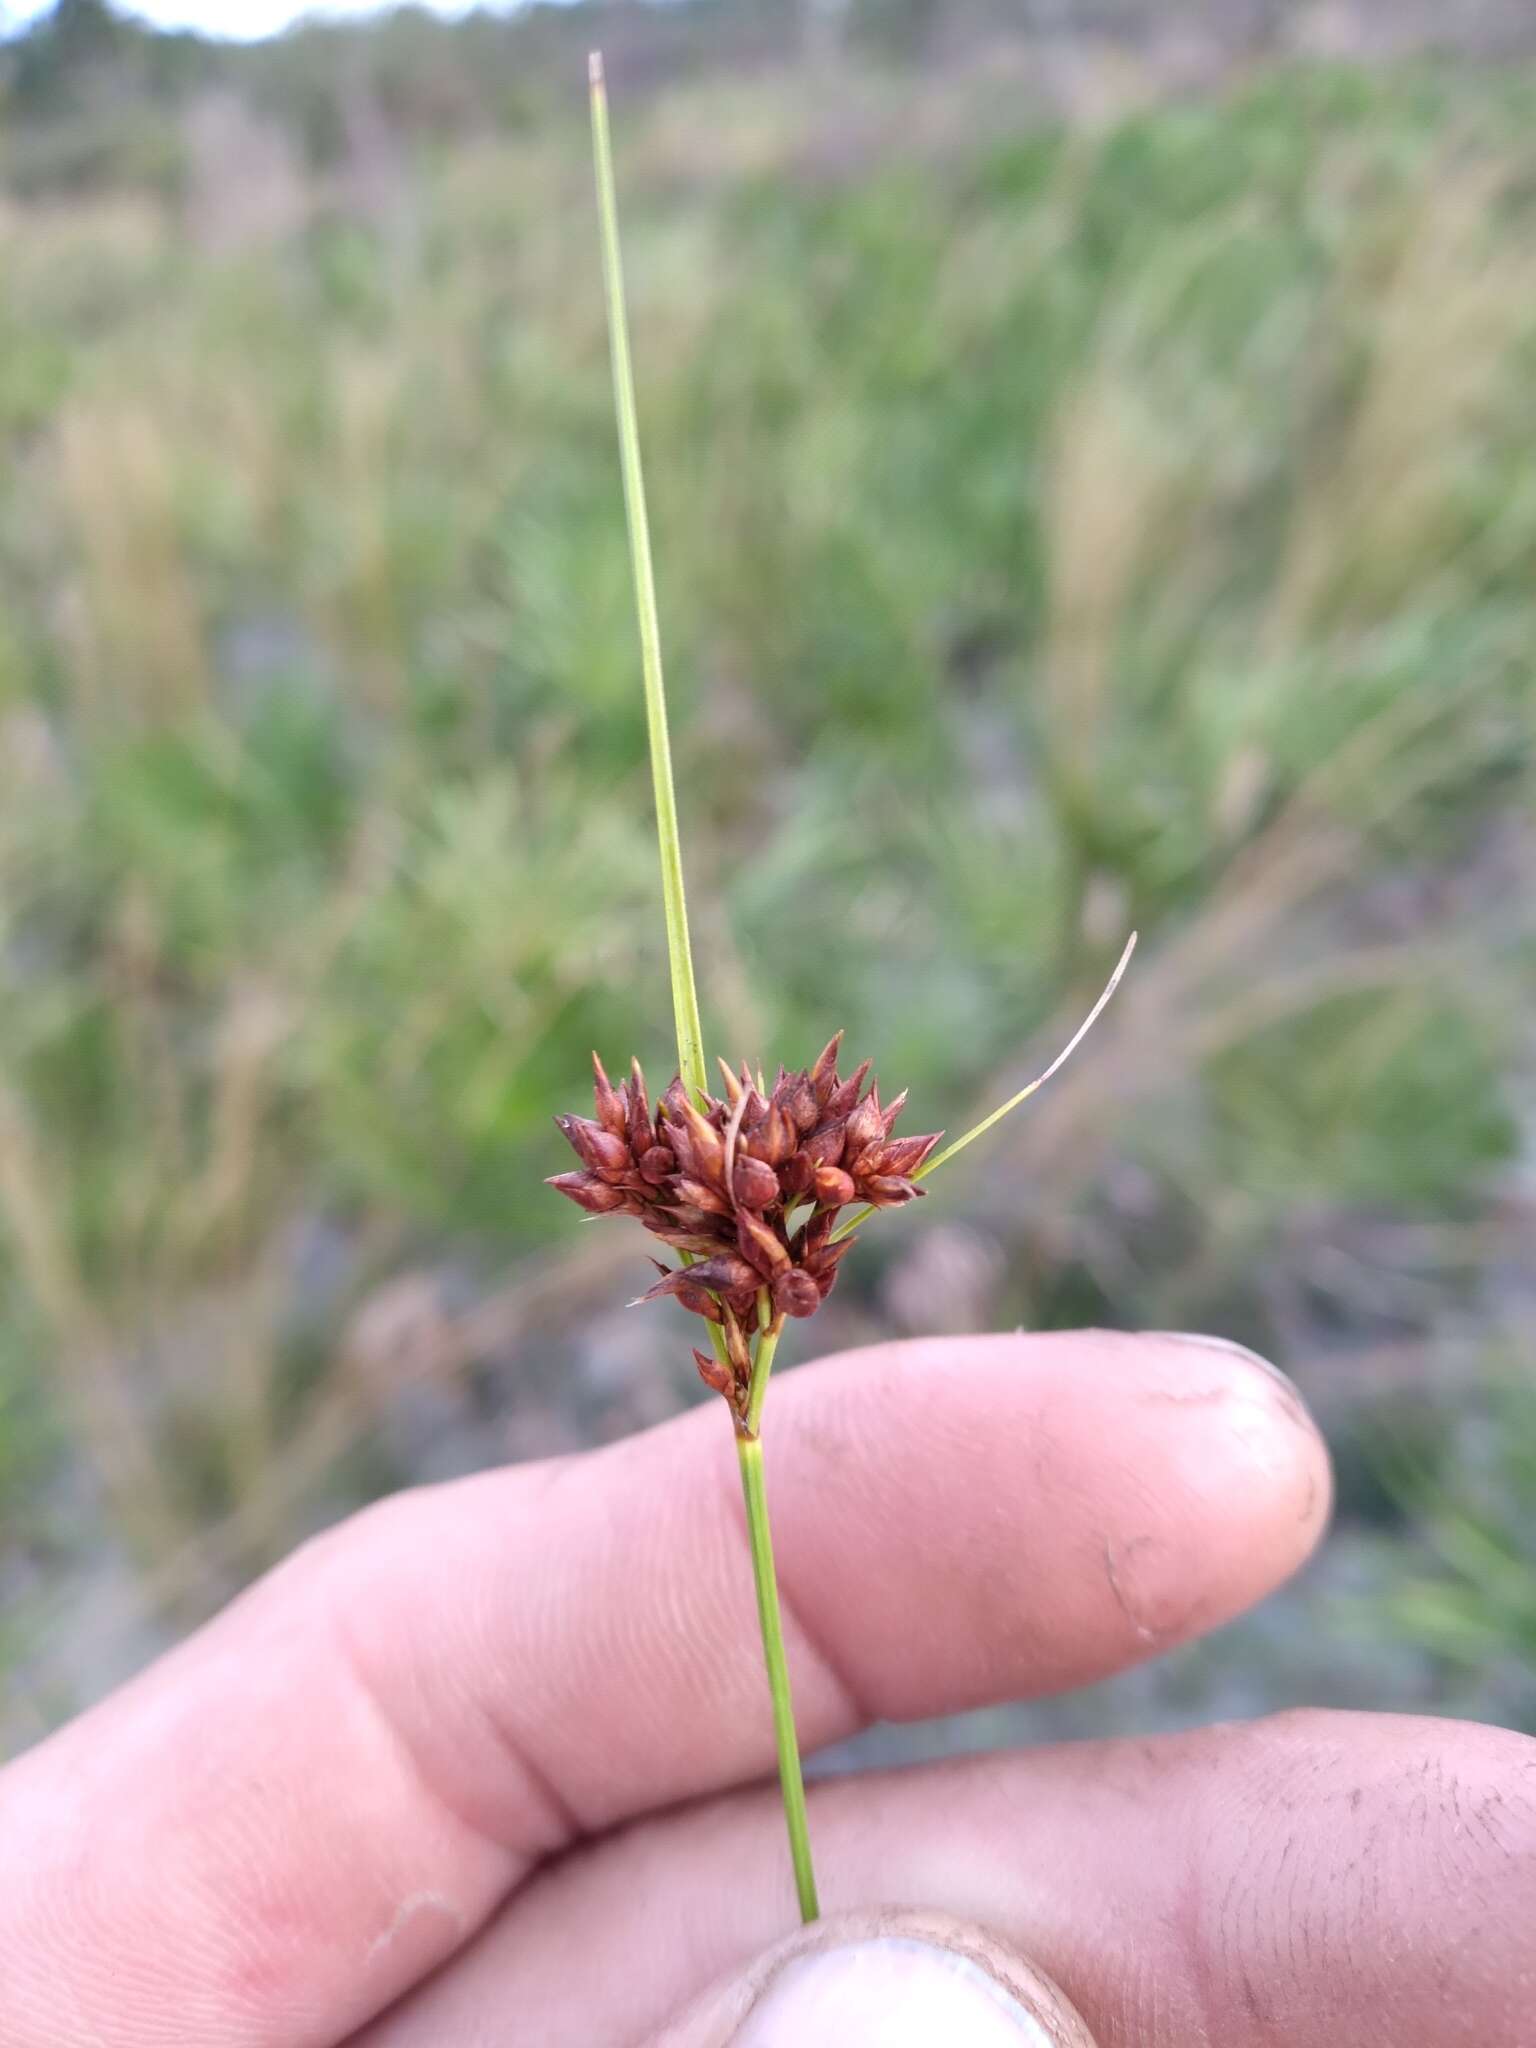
{"left": 731, "top": 1937, "right": 1065, "bottom": 2046}
{"left": 1153, "top": 1330, "right": 1298, "bottom": 1395}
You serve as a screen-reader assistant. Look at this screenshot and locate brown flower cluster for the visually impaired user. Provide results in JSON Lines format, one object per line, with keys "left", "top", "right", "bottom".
{"left": 549, "top": 1034, "right": 939, "bottom": 1417}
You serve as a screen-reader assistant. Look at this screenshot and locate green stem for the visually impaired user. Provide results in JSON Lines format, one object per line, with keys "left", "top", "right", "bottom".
{"left": 737, "top": 1318, "right": 819, "bottom": 1922}
{"left": 589, "top": 53, "right": 817, "bottom": 1925}
{"left": 589, "top": 53, "right": 706, "bottom": 1104}
{"left": 746, "top": 1306, "right": 780, "bottom": 1442}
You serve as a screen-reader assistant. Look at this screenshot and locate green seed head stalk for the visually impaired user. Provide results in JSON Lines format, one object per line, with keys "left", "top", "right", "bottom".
{"left": 575, "top": 49, "right": 1132, "bottom": 1929}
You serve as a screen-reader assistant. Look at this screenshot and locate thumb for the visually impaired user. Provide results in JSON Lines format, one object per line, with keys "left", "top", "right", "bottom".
{"left": 651, "top": 1908, "right": 1099, "bottom": 2047}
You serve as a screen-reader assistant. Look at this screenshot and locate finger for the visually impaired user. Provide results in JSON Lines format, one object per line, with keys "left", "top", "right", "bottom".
{"left": 356, "top": 1710, "right": 1536, "bottom": 2048}
{"left": 653, "top": 1909, "right": 1098, "bottom": 2048}
{"left": 0, "top": 1331, "right": 1325, "bottom": 2047}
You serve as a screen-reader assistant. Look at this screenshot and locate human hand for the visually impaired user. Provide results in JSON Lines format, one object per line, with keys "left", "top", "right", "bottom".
{"left": 2, "top": 1331, "right": 1530, "bottom": 2045}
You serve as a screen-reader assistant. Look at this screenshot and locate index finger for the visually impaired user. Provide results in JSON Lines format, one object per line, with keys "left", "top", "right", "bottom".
{"left": 0, "top": 1329, "right": 1327, "bottom": 2046}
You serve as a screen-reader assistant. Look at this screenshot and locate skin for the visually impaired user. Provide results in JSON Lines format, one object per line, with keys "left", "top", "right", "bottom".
{"left": 0, "top": 1329, "right": 1531, "bottom": 2047}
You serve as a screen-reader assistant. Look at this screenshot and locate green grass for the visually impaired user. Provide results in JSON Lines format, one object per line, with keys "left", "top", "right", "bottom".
{"left": 0, "top": 48, "right": 1533, "bottom": 1714}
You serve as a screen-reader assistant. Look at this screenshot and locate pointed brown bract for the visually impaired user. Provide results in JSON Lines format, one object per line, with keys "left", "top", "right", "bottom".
{"left": 842, "top": 1086, "right": 884, "bottom": 1158}
{"left": 778, "top": 1070, "right": 819, "bottom": 1134}
{"left": 737, "top": 1207, "right": 790, "bottom": 1277}
{"left": 546, "top": 1169, "right": 631, "bottom": 1214}
{"left": 678, "top": 1099, "right": 727, "bottom": 1185}
{"left": 689, "top": 1306, "right": 754, "bottom": 1428}
{"left": 723, "top": 1307, "right": 753, "bottom": 1381}
{"left": 673, "top": 1174, "right": 733, "bottom": 1217}
{"left": 825, "top": 1057, "right": 871, "bottom": 1120}
{"left": 802, "top": 1120, "right": 846, "bottom": 1169}
{"left": 556, "top": 1113, "right": 632, "bottom": 1181}
{"left": 809, "top": 1031, "right": 843, "bottom": 1105}
{"left": 592, "top": 1052, "right": 629, "bottom": 1138}
{"left": 674, "top": 1280, "right": 725, "bottom": 1321}
{"left": 744, "top": 1104, "right": 797, "bottom": 1166}
{"left": 861, "top": 1131, "right": 941, "bottom": 1178}
{"left": 627, "top": 1057, "right": 654, "bottom": 1156}
{"left": 552, "top": 1040, "right": 936, "bottom": 1403}
{"left": 693, "top": 1345, "right": 734, "bottom": 1398}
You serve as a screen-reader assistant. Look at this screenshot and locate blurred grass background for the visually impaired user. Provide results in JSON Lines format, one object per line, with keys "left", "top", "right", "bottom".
{"left": 1, "top": 0, "right": 1533, "bottom": 1753}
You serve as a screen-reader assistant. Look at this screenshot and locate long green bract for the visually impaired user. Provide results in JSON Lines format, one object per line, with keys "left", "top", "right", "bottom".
{"left": 589, "top": 52, "right": 707, "bottom": 1106}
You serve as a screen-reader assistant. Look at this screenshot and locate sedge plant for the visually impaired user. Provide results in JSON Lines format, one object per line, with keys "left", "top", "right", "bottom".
{"left": 551, "top": 52, "right": 1136, "bottom": 1927}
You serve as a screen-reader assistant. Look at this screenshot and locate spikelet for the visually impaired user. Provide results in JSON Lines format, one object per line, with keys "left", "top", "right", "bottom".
{"left": 549, "top": 1034, "right": 940, "bottom": 1413}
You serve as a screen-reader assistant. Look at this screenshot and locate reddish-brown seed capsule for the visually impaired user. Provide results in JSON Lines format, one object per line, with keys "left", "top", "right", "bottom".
{"left": 772, "top": 1268, "right": 821, "bottom": 1319}
{"left": 861, "top": 1173, "right": 922, "bottom": 1206}
{"left": 812, "top": 1164, "right": 857, "bottom": 1208}
{"left": 733, "top": 1154, "right": 781, "bottom": 1209}
{"left": 638, "top": 1144, "right": 676, "bottom": 1185}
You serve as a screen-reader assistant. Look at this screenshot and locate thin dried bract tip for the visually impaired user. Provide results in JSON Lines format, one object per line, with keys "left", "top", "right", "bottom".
{"left": 828, "top": 931, "right": 1138, "bottom": 1245}
{"left": 589, "top": 49, "right": 604, "bottom": 86}
{"left": 921, "top": 929, "right": 1137, "bottom": 1176}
